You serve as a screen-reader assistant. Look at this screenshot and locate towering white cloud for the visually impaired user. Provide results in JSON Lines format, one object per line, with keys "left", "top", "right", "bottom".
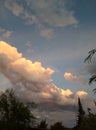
{"left": 0, "top": 41, "right": 88, "bottom": 104}
{"left": 0, "top": 41, "right": 54, "bottom": 86}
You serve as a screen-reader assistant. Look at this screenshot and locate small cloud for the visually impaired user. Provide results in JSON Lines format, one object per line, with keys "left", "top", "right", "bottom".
{"left": 40, "top": 28, "right": 55, "bottom": 39}
{"left": 0, "top": 27, "right": 12, "bottom": 38}
{"left": 4, "top": 0, "right": 23, "bottom": 17}
{"left": 2, "top": 30, "right": 12, "bottom": 38}
{"left": 76, "top": 90, "right": 88, "bottom": 97}
{"left": 64, "top": 72, "right": 87, "bottom": 85}
{"left": 64, "top": 72, "right": 78, "bottom": 82}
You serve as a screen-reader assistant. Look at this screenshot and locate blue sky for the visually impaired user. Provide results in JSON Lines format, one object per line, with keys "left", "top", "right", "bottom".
{"left": 0, "top": 0, "right": 96, "bottom": 127}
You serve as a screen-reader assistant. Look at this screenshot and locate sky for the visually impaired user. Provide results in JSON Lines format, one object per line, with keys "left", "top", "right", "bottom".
{"left": 0, "top": 0, "right": 96, "bottom": 128}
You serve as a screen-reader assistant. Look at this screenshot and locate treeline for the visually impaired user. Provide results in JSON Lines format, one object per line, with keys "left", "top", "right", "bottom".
{"left": 0, "top": 89, "right": 96, "bottom": 130}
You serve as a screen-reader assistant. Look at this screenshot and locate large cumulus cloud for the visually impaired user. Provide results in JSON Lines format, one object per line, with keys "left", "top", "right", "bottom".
{"left": 0, "top": 41, "right": 91, "bottom": 127}
{"left": 0, "top": 41, "right": 88, "bottom": 104}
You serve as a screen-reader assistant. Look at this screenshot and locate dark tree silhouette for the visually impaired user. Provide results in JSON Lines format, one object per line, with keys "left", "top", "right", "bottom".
{"left": 85, "top": 49, "right": 96, "bottom": 93}
{"left": 75, "top": 98, "right": 85, "bottom": 130}
{"left": 84, "top": 49, "right": 96, "bottom": 63}
{"left": 78, "top": 108, "right": 96, "bottom": 130}
{"left": 37, "top": 119, "right": 48, "bottom": 129}
{"left": 50, "top": 122, "right": 65, "bottom": 130}
{"left": 0, "top": 89, "right": 36, "bottom": 129}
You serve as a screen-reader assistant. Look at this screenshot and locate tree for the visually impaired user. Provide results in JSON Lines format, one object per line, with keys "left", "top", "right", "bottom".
{"left": 50, "top": 122, "right": 65, "bottom": 130}
{"left": 78, "top": 108, "right": 96, "bottom": 130}
{"left": 85, "top": 49, "right": 96, "bottom": 93}
{"left": 0, "top": 89, "right": 36, "bottom": 129}
{"left": 37, "top": 119, "right": 48, "bottom": 129}
{"left": 76, "top": 98, "right": 85, "bottom": 129}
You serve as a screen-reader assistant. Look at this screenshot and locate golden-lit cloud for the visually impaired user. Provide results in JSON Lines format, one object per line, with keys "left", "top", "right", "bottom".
{"left": 0, "top": 41, "right": 88, "bottom": 108}
{"left": 0, "top": 41, "right": 54, "bottom": 85}
{"left": 64, "top": 72, "right": 87, "bottom": 85}
{"left": 64, "top": 72, "right": 78, "bottom": 82}
{"left": 76, "top": 91, "right": 88, "bottom": 97}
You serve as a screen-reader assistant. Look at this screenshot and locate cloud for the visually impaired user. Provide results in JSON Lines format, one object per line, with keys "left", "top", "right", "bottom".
{"left": 0, "top": 41, "right": 88, "bottom": 103}
{"left": 64, "top": 72, "right": 78, "bottom": 82}
{"left": 0, "top": 41, "right": 54, "bottom": 95}
{"left": 1, "top": 41, "right": 94, "bottom": 127}
{"left": 3, "top": 0, "right": 78, "bottom": 39}
{"left": 2, "top": 30, "right": 12, "bottom": 38}
{"left": 76, "top": 91, "right": 88, "bottom": 97}
{"left": 64, "top": 72, "right": 87, "bottom": 85}
{"left": 0, "top": 27, "right": 12, "bottom": 38}
{"left": 4, "top": 0, "right": 24, "bottom": 17}
{"left": 40, "top": 28, "right": 55, "bottom": 39}
{"left": 4, "top": 0, "right": 37, "bottom": 25}
{"left": 25, "top": 0, "right": 78, "bottom": 27}
{"left": 0, "top": 41, "right": 54, "bottom": 84}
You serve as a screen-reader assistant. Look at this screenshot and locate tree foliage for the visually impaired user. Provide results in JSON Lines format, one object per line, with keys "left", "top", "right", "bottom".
{"left": 85, "top": 49, "right": 96, "bottom": 93}
{"left": 74, "top": 98, "right": 85, "bottom": 130}
{"left": 37, "top": 119, "right": 48, "bottom": 129}
{"left": 50, "top": 122, "right": 65, "bottom": 130}
{"left": 78, "top": 108, "right": 96, "bottom": 130}
{"left": 84, "top": 49, "right": 96, "bottom": 63}
{"left": 0, "top": 89, "right": 36, "bottom": 129}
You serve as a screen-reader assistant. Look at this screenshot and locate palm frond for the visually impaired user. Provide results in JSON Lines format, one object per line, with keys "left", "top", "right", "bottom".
{"left": 89, "top": 75, "right": 96, "bottom": 84}
{"left": 84, "top": 49, "right": 96, "bottom": 63}
{"left": 93, "top": 88, "right": 96, "bottom": 94}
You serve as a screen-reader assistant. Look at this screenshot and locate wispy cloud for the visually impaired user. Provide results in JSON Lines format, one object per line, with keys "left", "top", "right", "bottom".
{"left": 2, "top": 30, "right": 12, "bottom": 38}
{"left": 4, "top": 0, "right": 24, "bottom": 17}
{"left": 3, "top": 0, "right": 78, "bottom": 39}
{"left": 0, "top": 27, "right": 12, "bottom": 38}
{"left": 40, "top": 28, "right": 55, "bottom": 39}
{"left": 25, "top": 0, "right": 78, "bottom": 27}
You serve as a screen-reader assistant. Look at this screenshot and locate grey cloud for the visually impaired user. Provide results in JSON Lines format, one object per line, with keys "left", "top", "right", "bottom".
{"left": 25, "top": 0, "right": 78, "bottom": 27}
{"left": 4, "top": 0, "right": 24, "bottom": 16}
{"left": 0, "top": 27, "right": 12, "bottom": 38}
{"left": 2, "top": 0, "right": 78, "bottom": 39}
